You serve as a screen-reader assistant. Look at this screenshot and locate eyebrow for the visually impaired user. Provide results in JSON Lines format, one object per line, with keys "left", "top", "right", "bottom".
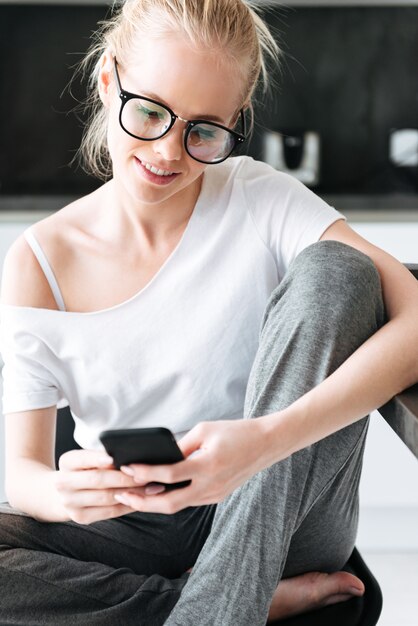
{"left": 140, "top": 90, "right": 226, "bottom": 123}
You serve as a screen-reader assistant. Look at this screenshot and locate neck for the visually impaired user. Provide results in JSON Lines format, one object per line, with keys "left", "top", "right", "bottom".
{"left": 98, "top": 174, "right": 203, "bottom": 246}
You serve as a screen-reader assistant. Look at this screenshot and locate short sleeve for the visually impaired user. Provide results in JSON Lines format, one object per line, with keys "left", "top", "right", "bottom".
{"left": 240, "top": 158, "right": 346, "bottom": 277}
{"left": 0, "top": 306, "right": 61, "bottom": 414}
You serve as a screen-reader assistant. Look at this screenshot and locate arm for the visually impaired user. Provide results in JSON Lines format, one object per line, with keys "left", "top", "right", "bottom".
{"left": 5, "top": 406, "right": 68, "bottom": 522}
{"left": 1, "top": 235, "right": 140, "bottom": 522}
{"left": 257, "top": 221, "right": 418, "bottom": 464}
{"left": 2, "top": 235, "right": 65, "bottom": 520}
{"left": 4, "top": 407, "right": 137, "bottom": 522}
{"left": 4, "top": 405, "right": 140, "bottom": 522}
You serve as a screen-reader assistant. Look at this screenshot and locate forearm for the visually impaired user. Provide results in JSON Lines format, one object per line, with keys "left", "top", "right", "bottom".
{"left": 6, "top": 459, "right": 69, "bottom": 522}
{"left": 259, "top": 315, "right": 418, "bottom": 465}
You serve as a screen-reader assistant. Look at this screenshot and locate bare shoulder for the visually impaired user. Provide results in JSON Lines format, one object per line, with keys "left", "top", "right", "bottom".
{"left": 0, "top": 230, "right": 56, "bottom": 309}
{"left": 1, "top": 190, "right": 101, "bottom": 310}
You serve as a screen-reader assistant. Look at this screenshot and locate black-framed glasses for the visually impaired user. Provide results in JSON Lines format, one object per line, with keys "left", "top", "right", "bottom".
{"left": 113, "top": 59, "right": 247, "bottom": 165}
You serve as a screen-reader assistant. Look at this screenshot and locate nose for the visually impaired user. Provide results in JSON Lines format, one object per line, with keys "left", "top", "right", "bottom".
{"left": 153, "top": 119, "right": 185, "bottom": 162}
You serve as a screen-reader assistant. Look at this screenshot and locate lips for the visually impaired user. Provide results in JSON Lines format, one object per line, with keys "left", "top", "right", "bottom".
{"left": 134, "top": 157, "right": 180, "bottom": 185}
{"left": 143, "top": 161, "right": 174, "bottom": 177}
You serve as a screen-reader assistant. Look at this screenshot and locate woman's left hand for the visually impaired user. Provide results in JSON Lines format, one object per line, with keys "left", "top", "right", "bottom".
{"left": 115, "top": 419, "right": 272, "bottom": 514}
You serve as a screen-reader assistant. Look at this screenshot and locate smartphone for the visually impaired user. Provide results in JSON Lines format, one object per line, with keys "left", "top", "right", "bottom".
{"left": 99, "top": 427, "right": 191, "bottom": 491}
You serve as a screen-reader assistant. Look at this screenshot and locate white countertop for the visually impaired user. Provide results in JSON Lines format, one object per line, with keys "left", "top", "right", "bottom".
{"left": 1, "top": 210, "right": 418, "bottom": 224}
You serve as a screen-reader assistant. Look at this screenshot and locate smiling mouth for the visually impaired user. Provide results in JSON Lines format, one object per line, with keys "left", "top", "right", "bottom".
{"left": 140, "top": 160, "right": 178, "bottom": 177}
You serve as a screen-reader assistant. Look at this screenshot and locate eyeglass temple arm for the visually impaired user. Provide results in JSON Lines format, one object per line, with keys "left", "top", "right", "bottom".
{"left": 113, "top": 58, "right": 123, "bottom": 96}
{"left": 239, "top": 109, "right": 247, "bottom": 140}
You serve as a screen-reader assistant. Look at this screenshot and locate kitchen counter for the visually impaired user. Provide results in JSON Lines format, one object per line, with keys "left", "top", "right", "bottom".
{"left": 0, "top": 193, "right": 417, "bottom": 223}
{"left": 1, "top": 210, "right": 417, "bottom": 224}
{"left": 0, "top": 195, "right": 79, "bottom": 223}
{"left": 376, "top": 264, "right": 418, "bottom": 459}
{"left": 379, "top": 384, "right": 418, "bottom": 460}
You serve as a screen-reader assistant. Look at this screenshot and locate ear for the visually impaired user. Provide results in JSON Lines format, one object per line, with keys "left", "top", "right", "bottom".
{"left": 97, "top": 50, "right": 115, "bottom": 108}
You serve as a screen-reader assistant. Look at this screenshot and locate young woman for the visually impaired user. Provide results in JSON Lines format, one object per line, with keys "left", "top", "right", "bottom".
{"left": 0, "top": 1, "right": 417, "bottom": 624}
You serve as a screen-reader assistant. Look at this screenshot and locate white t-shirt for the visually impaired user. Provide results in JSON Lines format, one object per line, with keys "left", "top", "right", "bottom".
{"left": 0, "top": 156, "right": 344, "bottom": 449}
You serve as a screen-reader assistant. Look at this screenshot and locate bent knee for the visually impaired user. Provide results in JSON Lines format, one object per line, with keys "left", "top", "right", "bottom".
{"left": 262, "top": 240, "right": 386, "bottom": 347}
{"left": 292, "top": 240, "right": 380, "bottom": 292}
{"left": 287, "top": 241, "right": 384, "bottom": 321}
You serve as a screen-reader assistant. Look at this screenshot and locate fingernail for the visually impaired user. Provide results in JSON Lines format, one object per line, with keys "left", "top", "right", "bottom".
{"left": 120, "top": 465, "right": 134, "bottom": 476}
{"left": 114, "top": 494, "right": 130, "bottom": 505}
{"left": 145, "top": 484, "right": 166, "bottom": 495}
{"left": 349, "top": 587, "right": 364, "bottom": 596}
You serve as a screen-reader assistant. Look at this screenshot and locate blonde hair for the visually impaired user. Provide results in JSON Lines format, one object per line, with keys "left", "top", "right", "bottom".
{"left": 75, "top": 0, "right": 280, "bottom": 180}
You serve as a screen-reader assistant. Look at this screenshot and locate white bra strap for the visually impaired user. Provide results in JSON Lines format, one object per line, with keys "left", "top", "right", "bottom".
{"left": 23, "top": 229, "right": 66, "bottom": 312}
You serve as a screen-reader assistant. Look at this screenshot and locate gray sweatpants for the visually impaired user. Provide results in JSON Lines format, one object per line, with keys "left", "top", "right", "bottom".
{"left": 0, "top": 241, "right": 385, "bottom": 626}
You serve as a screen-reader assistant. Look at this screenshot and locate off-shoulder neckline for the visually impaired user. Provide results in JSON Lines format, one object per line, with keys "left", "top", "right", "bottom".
{"left": 1, "top": 169, "right": 210, "bottom": 317}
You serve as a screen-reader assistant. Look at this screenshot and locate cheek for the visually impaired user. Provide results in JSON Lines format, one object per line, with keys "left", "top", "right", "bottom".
{"left": 107, "top": 112, "right": 138, "bottom": 160}
{"left": 107, "top": 110, "right": 122, "bottom": 157}
{"left": 178, "top": 159, "right": 206, "bottom": 185}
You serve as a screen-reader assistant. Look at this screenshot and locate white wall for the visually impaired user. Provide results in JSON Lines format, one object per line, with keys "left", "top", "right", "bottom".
{"left": 0, "top": 215, "right": 417, "bottom": 550}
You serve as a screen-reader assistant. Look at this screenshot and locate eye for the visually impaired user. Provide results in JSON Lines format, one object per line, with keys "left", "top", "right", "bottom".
{"left": 136, "top": 102, "right": 166, "bottom": 123}
{"left": 191, "top": 125, "right": 219, "bottom": 142}
{"left": 199, "top": 128, "right": 217, "bottom": 140}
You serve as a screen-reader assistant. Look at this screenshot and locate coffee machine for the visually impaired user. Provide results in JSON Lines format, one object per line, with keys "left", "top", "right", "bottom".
{"left": 262, "top": 130, "right": 320, "bottom": 187}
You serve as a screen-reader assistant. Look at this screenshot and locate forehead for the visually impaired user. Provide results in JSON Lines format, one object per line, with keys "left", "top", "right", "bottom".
{"left": 122, "top": 34, "right": 244, "bottom": 120}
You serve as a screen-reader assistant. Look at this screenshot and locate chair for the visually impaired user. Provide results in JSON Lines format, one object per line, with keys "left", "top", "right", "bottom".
{"left": 54, "top": 263, "right": 418, "bottom": 626}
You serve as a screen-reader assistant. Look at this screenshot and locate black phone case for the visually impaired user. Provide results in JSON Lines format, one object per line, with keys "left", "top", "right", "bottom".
{"left": 99, "top": 427, "right": 191, "bottom": 490}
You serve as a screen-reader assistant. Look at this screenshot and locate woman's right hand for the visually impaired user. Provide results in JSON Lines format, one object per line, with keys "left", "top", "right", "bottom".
{"left": 53, "top": 449, "right": 145, "bottom": 524}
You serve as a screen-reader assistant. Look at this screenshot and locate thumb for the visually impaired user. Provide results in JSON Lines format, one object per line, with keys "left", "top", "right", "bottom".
{"left": 177, "top": 425, "right": 205, "bottom": 459}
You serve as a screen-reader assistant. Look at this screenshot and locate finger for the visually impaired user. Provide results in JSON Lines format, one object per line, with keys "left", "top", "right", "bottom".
{"left": 67, "top": 502, "right": 135, "bottom": 525}
{"left": 125, "top": 456, "right": 201, "bottom": 486}
{"left": 59, "top": 449, "right": 114, "bottom": 471}
{"left": 55, "top": 468, "right": 138, "bottom": 492}
{"left": 61, "top": 487, "right": 149, "bottom": 509}
{"left": 119, "top": 466, "right": 150, "bottom": 486}
{"left": 115, "top": 484, "right": 198, "bottom": 515}
{"left": 177, "top": 425, "right": 205, "bottom": 458}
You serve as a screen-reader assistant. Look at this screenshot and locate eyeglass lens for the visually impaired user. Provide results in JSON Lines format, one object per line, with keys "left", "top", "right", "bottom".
{"left": 121, "top": 97, "right": 236, "bottom": 163}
